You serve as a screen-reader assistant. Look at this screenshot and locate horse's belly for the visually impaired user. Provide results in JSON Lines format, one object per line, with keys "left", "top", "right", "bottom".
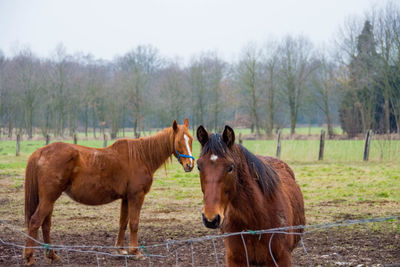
{"left": 65, "top": 190, "right": 118, "bottom": 205}
{"left": 65, "top": 179, "right": 122, "bottom": 205}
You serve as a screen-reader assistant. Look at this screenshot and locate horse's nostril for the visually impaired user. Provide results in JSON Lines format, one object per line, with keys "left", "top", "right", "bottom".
{"left": 215, "top": 214, "right": 221, "bottom": 224}
{"left": 202, "top": 213, "right": 221, "bottom": 229}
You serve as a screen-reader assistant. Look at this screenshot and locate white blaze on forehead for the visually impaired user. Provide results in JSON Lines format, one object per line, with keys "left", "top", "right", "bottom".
{"left": 210, "top": 154, "right": 218, "bottom": 161}
{"left": 184, "top": 134, "right": 193, "bottom": 167}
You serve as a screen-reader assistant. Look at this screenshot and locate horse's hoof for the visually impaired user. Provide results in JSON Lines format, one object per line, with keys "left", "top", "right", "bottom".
{"left": 117, "top": 248, "right": 128, "bottom": 255}
{"left": 51, "top": 255, "right": 62, "bottom": 264}
{"left": 25, "top": 257, "right": 36, "bottom": 266}
{"left": 128, "top": 248, "right": 147, "bottom": 260}
{"left": 133, "top": 252, "right": 147, "bottom": 261}
{"left": 45, "top": 251, "right": 61, "bottom": 263}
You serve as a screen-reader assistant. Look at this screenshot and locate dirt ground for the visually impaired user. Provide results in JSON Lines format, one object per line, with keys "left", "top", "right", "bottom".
{"left": 1, "top": 220, "right": 399, "bottom": 266}
{"left": 0, "top": 174, "right": 399, "bottom": 266}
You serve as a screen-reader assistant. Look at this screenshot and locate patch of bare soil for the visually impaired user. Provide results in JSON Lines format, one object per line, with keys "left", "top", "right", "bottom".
{"left": 1, "top": 219, "right": 399, "bottom": 266}
{"left": 0, "top": 175, "right": 399, "bottom": 266}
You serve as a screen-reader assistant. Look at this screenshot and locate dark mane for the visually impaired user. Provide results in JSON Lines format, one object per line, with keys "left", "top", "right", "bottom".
{"left": 238, "top": 145, "right": 280, "bottom": 197}
{"left": 200, "top": 133, "right": 280, "bottom": 197}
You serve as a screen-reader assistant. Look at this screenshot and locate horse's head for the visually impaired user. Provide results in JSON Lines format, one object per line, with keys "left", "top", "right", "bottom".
{"left": 196, "top": 125, "right": 236, "bottom": 229}
{"left": 172, "top": 118, "right": 194, "bottom": 172}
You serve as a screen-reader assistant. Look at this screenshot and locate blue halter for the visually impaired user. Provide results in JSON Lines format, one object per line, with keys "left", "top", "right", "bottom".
{"left": 173, "top": 139, "right": 195, "bottom": 163}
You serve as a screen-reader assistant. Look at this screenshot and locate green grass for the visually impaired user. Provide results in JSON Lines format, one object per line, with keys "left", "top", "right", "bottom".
{"left": 0, "top": 137, "right": 399, "bottom": 225}
{"left": 233, "top": 126, "right": 344, "bottom": 135}
{"left": 241, "top": 139, "right": 400, "bottom": 162}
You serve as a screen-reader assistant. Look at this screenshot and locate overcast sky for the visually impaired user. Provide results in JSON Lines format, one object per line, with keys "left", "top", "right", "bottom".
{"left": 0, "top": 0, "right": 390, "bottom": 62}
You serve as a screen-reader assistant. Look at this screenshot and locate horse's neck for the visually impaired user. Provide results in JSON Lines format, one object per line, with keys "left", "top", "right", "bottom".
{"left": 119, "top": 128, "right": 174, "bottom": 173}
{"left": 139, "top": 128, "right": 174, "bottom": 172}
{"left": 226, "top": 154, "right": 273, "bottom": 230}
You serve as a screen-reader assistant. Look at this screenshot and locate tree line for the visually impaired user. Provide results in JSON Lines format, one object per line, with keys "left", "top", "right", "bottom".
{"left": 0, "top": 2, "right": 399, "bottom": 139}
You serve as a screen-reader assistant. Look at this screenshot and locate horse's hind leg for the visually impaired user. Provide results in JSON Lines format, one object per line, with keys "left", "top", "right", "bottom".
{"left": 24, "top": 199, "right": 56, "bottom": 265}
{"left": 42, "top": 210, "right": 61, "bottom": 263}
{"left": 115, "top": 199, "right": 129, "bottom": 255}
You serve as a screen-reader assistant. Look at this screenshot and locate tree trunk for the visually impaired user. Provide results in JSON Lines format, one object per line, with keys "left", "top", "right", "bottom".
{"left": 326, "top": 113, "right": 333, "bottom": 138}
{"left": 133, "top": 117, "right": 138, "bottom": 138}
{"left": 27, "top": 105, "right": 33, "bottom": 139}
{"left": 92, "top": 108, "right": 96, "bottom": 138}
{"left": 384, "top": 99, "right": 390, "bottom": 134}
{"left": 8, "top": 118, "right": 12, "bottom": 138}
{"left": 266, "top": 67, "right": 275, "bottom": 137}
{"left": 84, "top": 106, "right": 88, "bottom": 137}
{"left": 324, "top": 97, "right": 334, "bottom": 138}
{"left": 290, "top": 109, "right": 296, "bottom": 135}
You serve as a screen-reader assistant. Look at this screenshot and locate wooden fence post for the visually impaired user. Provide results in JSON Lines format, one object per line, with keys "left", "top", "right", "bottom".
{"left": 16, "top": 134, "right": 21, "bottom": 156}
{"left": 46, "top": 134, "right": 50, "bottom": 145}
{"left": 363, "top": 129, "right": 372, "bottom": 161}
{"left": 73, "top": 133, "right": 78, "bottom": 144}
{"left": 103, "top": 133, "right": 107, "bottom": 148}
{"left": 238, "top": 133, "right": 243, "bottom": 145}
{"left": 318, "top": 130, "right": 326, "bottom": 161}
{"left": 276, "top": 130, "right": 281, "bottom": 159}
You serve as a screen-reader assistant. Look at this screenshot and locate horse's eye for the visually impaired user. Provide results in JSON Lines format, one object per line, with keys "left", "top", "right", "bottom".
{"left": 197, "top": 165, "right": 201, "bottom": 171}
{"left": 227, "top": 164, "right": 234, "bottom": 173}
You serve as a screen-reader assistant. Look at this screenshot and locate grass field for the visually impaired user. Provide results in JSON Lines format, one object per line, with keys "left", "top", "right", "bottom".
{"left": 0, "top": 137, "right": 399, "bottom": 265}
{"left": 232, "top": 126, "right": 344, "bottom": 135}
{"left": 1, "top": 138, "right": 399, "bottom": 223}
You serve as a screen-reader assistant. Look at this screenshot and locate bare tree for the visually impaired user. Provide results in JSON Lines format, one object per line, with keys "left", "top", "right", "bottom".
{"left": 388, "top": 3, "right": 400, "bottom": 134}
{"left": 48, "top": 44, "right": 72, "bottom": 137}
{"left": 9, "top": 49, "right": 42, "bottom": 138}
{"left": 262, "top": 40, "right": 279, "bottom": 136}
{"left": 188, "top": 56, "right": 207, "bottom": 127}
{"left": 312, "top": 52, "right": 337, "bottom": 137}
{"left": 235, "top": 44, "right": 263, "bottom": 135}
{"left": 156, "top": 61, "right": 188, "bottom": 125}
{"left": 0, "top": 53, "right": 18, "bottom": 137}
{"left": 205, "top": 54, "right": 226, "bottom": 131}
{"left": 278, "top": 36, "right": 316, "bottom": 135}
{"left": 372, "top": 2, "right": 400, "bottom": 134}
{"left": 117, "top": 45, "right": 160, "bottom": 137}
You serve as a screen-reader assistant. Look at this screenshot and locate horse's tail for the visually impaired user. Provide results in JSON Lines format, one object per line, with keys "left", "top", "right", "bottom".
{"left": 25, "top": 153, "right": 39, "bottom": 226}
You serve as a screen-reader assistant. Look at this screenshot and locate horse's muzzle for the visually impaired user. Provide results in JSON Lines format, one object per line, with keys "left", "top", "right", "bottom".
{"left": 202, "top": 213, "right": 220, "bottom": 229}
{"left": 184, "top": 164, "right": 193, "bottom": 172}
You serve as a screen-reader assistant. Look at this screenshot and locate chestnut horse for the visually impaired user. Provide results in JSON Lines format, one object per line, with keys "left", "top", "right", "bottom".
{"left": 196, "top": 125, "right": 305, "bottom": 266}
{"left": 24, "top": 119, "right": 194, "bottom": 265}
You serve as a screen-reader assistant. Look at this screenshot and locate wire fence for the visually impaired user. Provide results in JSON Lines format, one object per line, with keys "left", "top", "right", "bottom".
{"left": 0, "top": 216, "right": 399, "bottom": 266}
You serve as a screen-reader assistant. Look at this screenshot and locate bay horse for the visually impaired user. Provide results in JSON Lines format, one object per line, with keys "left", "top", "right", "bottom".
{"left": 24, "top": 118, "right": 195, "bottom": 265}
{"left": 196, "top": 125, "right": 305, "bottom": 266}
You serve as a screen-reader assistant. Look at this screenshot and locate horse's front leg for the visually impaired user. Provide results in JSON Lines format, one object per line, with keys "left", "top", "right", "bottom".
{"left": 127, "top": 191, "right": 146, "bottom": 260}
{"left": 275, "top": 250, "right": 292, "bottom": 267}
{"left": 115, "top": 199, "right": 129, "bottom": 255}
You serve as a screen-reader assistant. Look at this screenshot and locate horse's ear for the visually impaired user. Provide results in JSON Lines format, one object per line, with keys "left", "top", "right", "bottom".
{"left": 172, "top": 120, "right": 178, "bottom": 132}
{"left": 184, "top": 117, "right": 189, "bottom": 128}
{"left": 197, "top": 125, "right": 209, "bottom": 146}
{"left": 222, "top": 125, "right": 235, "bottom": 148}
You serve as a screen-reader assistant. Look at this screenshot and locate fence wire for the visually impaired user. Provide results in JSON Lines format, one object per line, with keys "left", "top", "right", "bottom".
{"left": 0, "top": 216, "right": 399, "bottom": 266}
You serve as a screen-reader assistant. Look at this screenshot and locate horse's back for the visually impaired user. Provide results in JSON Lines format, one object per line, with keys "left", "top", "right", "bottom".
{"left": 36, "top": 142, "right": 79, "bottom": 170}
{"left": 260, "top": 156, "right": 296, "bottom": 180}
